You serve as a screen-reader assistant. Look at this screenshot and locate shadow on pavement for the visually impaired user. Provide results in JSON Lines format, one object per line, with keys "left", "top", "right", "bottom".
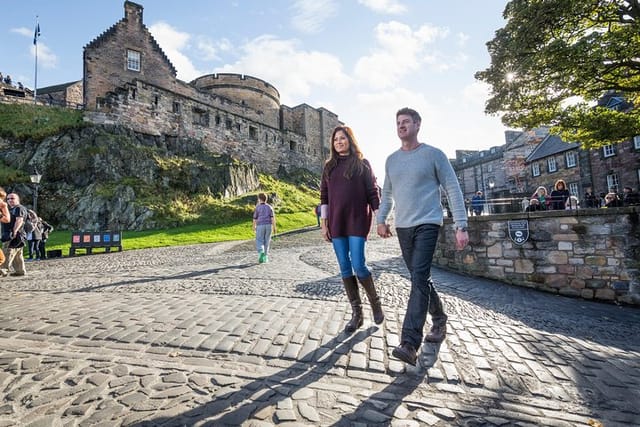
{"left": 131, "top": 327, "right": 377, "bottom": 426}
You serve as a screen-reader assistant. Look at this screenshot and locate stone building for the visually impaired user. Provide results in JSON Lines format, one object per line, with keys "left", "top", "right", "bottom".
{"left": 39, "top": 1, "right": 341, "bottom": 175}
{"left": 453, "top": 128, "right": 640, "bottom": 211}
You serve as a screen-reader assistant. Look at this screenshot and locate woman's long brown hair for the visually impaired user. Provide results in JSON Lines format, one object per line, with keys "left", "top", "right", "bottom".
{"left": 323, "top": 126, "right": 365, "bottom": 180}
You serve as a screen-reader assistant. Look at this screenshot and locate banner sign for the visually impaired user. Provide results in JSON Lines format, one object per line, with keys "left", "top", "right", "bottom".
{"left": 508, "top": 220, "right": 529, "bottom": 245}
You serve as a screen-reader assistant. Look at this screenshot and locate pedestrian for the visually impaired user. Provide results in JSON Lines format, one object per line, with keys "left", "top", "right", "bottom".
{"left": 565, "top": 195, "right": 579, "bottom": 210}
{"left": 0, "top": 187, "right": 11, "bottom": 274}
{"left": 525, "top": 198, "right": 544, "bottom": 212}
{"left": 549, "top": 179, "right": 570, "bottom": 210}
{"left": 377, "top": 107, "right": 468, "bottom": 366}
{"left": 25, "top": 210, "right": 39, "bottom": 261}
{"left": 315, "top": 204, "right": 321, "bottom": 227}
{"left": 252, "top": 192, "right": 276, "bottom": 263}
{"left": 622, "top": 186, "right": 640, "bottom": 206}
{"left": 531, "top": 186, "right": 549, "bottom": 210}
{"left": 583, "top": 187, "right": 598, "bottom": 208}
{"left": 320, "top": 125, "right": 383, "bottom": 333}
{"left": 471, "top": 191, "right": 485, "bottom": 216}
{"left": 39, "top": 217, "right": 54, "bottom": 260}
{"left": 603, "top": 192, "right": 623, "bottom": 208}
{"left": 0, "top": 193, "right": 28, "bottom": 277}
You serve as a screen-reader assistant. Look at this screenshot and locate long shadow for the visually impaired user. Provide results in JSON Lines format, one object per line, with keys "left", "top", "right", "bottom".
{"left": 368, "top": 253, "right": 640, "bottom": 351}
{"left": 131, "top": 326, "right": 377, "bottom": 426}
{"left": 331, "top": 343, "right": 441, "bottom": 426}
{"left": 61, "top": 263, "right": 254, "bottom": 293}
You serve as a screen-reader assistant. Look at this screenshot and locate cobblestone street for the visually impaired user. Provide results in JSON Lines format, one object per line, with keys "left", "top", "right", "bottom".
{"left": 1, "top": 228, "right": 639, "bottom": 426}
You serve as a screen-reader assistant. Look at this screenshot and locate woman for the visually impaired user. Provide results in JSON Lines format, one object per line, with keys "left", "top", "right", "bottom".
{"left": 26, "top": 210, "right": 42, "bottom": 260}
{"left": 0, "top": 187, "right": 11, "bottom": 274}
{"left": 531, "top": 186, "right": 549, "bottom": 210}
{"left": 252, "top": 193, "right": 276, "bottom": 263}
{"left": 320, "top": 126, "right": 383, "bottom": 333}
{"left": 550, "top": 179, "right": 570, "bottom": 210}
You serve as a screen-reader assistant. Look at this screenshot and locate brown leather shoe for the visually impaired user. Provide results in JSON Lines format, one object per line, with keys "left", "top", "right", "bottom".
{"left": 424, "top": 323, "right": 446, "bottom": 343}
{"left": 392, "top": 342, "right": 417, "bottom": 366}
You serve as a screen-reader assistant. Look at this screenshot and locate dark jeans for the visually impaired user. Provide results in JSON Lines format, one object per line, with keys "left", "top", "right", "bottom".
{"left": 396, "top": 223, "right": 447, "bottom": 348}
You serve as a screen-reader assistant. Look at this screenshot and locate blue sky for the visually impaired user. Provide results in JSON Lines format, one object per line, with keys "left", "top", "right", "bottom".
{"left": 1, "top": 0, "right": 511, "bottom": 180}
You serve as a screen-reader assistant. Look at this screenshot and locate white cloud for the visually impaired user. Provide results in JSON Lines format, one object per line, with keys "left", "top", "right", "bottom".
{"left": 358, "top": 0, "right": 407, "bottom": 15}
{"left": 11, "top": 27, "right": 58, "bottom": 69}
{"left": 290, "top": 0, "right": 337, "bottom": 34}
{"left": 149, "top": 21, "right": 201, "bottom": 82}
{"left": 462, "top": 81, "right": 492, "bottom": 108}
{"left": 196, "top": 37, "right": 232, "bottom": 62}
{"left": 216, "top": 35, "right": 351, "bottom": 106}
{"left": 354, "top": 21, "right": 448, "bottom": 88}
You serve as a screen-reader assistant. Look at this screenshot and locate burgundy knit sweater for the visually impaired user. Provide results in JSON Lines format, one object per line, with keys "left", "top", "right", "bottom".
{"left": 320, "top": 157, "right": 380, "bottom": 239}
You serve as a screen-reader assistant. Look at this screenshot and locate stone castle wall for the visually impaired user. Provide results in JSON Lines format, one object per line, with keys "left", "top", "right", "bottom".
{"left": 435, "top": 207, "right": 640, "bottom": 306}
{"left": 79, "top": 1, "right": 341, "bottom": 176}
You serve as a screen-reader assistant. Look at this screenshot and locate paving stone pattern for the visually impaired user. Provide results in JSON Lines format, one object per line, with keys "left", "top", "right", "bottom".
{"left": 1, "top": 228, "right": 639, "bottom": 426}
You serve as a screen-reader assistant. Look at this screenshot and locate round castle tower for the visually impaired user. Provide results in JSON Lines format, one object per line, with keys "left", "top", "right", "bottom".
{"left": 191, "top": 73, "right": 281, "bottom": 112}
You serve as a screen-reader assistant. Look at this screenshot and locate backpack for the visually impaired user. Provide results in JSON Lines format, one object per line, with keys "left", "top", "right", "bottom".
{"left": 23, "top": 218, "right": 34, "bottom": 234}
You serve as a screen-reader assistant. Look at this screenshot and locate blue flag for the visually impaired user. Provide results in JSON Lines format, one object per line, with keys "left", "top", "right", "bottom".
{"left": 33, "top": 23, "right": 40, "bottom": 45}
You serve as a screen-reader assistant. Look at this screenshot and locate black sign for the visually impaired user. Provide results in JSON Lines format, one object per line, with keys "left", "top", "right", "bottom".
{"left": 508, "top": 220, "right": 529, "bottom": 245}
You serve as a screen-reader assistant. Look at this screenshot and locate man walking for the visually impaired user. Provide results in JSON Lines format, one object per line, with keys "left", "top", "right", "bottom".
{"left": 377, "top": 107, "right": 468, "bottom": 366}
{"left": 1, "top": 193, "right": 28, "bottom": 276}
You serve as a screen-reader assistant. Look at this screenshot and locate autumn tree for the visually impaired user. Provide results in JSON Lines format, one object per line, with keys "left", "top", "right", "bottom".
{"left": 476, "top": 0, "right": 640, "bottom": 149}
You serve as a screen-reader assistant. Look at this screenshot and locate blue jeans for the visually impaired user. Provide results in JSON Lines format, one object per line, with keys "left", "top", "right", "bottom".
{"left": 255, "top": 224, "right": 272, "bottom": 254}
{"left": 396, "top": 224, "right": 446, "bottom": 348}
{"left": 331, "top": 236, "right": 370, "bottom": 279}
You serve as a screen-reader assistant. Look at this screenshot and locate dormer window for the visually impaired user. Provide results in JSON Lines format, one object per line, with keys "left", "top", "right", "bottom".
{"left": 127, "top": 49, "right": 141, "bottom": 72}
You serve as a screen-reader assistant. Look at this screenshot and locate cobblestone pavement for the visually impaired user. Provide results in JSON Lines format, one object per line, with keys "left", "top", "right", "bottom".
{"left": 1, "top": 228, "right": 639, "bottom": 427}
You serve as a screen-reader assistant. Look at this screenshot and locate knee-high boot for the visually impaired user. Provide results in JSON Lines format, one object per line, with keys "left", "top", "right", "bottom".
{"left": 358, "top": 275, "right": 384, "bottom": 324}
{"left": 342, "top": 276, "right": 363, "bottom": 333}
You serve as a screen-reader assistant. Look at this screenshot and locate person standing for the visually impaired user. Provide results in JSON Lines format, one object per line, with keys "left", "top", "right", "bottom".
{"left": 0, "top": 193, "right": 28, "bottom": 276}
{"left": 252, "top": 193, "right": 276, "bottom": 263}
{"left": 377, "top": 107, "right": 468, "bottom": 366}
{"left": 549, "top": 179, "right": 570, "bottom": 210}
{"left": 531, "top": 186, "right": 549, "bottom": 210}
{"left": 320, "top": 125, "right": 384, "bottom": 333}
{"left": 0, "top": 187, "right": 11, "bottom": 275}
{"left": 26, "top": 210, "right": 40, "bottom": 261}
{"left": 38, "top": 217, "right": 54, "bottom": 260}
{"left": 622, "top": 186, "right": 640, "bottom": 206}
{"left": 470, "top": 191, "right": 485, "bottom": 216}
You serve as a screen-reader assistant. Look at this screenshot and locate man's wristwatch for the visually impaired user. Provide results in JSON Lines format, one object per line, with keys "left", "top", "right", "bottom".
{"left": 457, "top": 227, "right": 468, "bottom": 232}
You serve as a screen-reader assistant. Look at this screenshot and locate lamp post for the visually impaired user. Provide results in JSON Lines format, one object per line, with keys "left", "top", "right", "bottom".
{"left": 488, "top": 178, "right": 495, "bottom": 214}
{"left": 30, "top": 170, "right": 42, "bottom": 212}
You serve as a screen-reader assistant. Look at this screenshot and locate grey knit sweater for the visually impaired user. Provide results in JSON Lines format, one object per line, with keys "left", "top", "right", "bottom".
{"left": 376, "top": 143, "right": 468, "bottom": 229}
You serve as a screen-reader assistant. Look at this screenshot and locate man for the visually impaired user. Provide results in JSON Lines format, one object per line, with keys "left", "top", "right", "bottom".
{"left": 377, "top": 107, "right": 468, "bottom": 366}
{"left": 1, "top": 193, "right": 28, "bottom": 276}
{"left": 622, "top": 186, "right": 640, "bottom": 206}
{"left": 471, "top": 191, "right": 485, "bottom": 216}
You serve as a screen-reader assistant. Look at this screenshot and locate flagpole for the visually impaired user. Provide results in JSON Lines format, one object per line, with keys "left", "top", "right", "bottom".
{"left": 33, "top": 16, "right": 38, "bottom": 104}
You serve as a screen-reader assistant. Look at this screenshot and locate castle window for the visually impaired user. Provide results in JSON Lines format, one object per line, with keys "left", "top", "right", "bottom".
{"left": 289, "top": 140, "right": 297, "bottom": 151}
{"left": 532, "top": 163, "right": 540, "bottom": 177}
{"left": 153, "top": 95, "right": 159, "bottom": 109}
{"left": 249, "top": 126, "right": 257, "bottom": 140}
{"left": 547, "top": 157, "right": 557, "bottom": 172}
{"left": 236, "top": 123, "right": 241, "bottom": 132}
{"left": 127, "top": 49, "right": 141, "bottom": 72}
{"left": 192, "top": 108, "right": 209, "bottom": 126}
{"left": 225, "top": 119, "right": 232, "bottom": 130}
{"left": 172, "top": 102, "right": 181, "bottom": 113}
{"left": 215, "top": 116, "right": 221, "bottom": 126}
{"left": 565, "top": 151, "right": 576, "bottom": 168}
{"left": 130, "top": 88, "right": 136, "bottom": 100}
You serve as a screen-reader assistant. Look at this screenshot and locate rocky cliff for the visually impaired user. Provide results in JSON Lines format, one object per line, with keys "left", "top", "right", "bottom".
{"left": 0, "top": 125, "right": 260, "bottom": 230}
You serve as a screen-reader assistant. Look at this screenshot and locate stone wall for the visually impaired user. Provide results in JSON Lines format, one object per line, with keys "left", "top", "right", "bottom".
{"left": 434, "top": 207, "right": 640, "bottom": 306}
{"left": 84, "top": 79, "right": 323, "bottom": 175}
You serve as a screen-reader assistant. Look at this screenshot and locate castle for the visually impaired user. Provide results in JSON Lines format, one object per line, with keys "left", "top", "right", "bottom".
{"left": 39, "top": 1, "right": 342, "bottom": 175}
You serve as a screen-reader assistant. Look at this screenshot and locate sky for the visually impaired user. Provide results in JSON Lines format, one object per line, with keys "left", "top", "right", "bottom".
{"left": 0, "top": 0, "right": 512, "bottom": 181}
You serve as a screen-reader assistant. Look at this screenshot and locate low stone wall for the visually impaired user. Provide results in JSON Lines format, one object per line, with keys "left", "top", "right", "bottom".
{"left": 434, "top": 207, "right": 640, "bottom": 306}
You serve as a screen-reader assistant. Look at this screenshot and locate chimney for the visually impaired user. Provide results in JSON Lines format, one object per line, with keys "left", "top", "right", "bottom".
{"left": 124, "top": 1, "right": 144, "bottom": 24}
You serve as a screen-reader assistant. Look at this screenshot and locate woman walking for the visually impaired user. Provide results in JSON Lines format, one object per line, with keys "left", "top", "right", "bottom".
{"left": 320, "top": 125, "right": 384, "bottom": 333}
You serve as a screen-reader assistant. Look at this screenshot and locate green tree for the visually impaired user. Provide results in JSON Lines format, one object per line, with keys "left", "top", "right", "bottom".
{"left": 475, "top": 0, "right": 640, "bottom": 149}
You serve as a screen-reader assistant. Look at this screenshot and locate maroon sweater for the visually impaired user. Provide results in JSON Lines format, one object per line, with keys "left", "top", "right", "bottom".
{"left": 320, "top": 157, "right": 380, "bottom": 238}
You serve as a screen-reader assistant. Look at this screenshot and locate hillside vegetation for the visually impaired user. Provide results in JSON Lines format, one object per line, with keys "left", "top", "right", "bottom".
{"left": 0, "top": 103, "right": 321, "bottom": 251}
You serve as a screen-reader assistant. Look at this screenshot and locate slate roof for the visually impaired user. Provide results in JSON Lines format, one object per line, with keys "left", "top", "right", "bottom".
{"left": 526, "top": 134, "right": 580, "bottom": 162}
{"left": 37, "top": 81, "right": 81, "bottom": 94}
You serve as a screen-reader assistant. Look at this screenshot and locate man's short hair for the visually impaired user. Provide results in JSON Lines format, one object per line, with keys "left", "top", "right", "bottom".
{"left": 396, "top": 107, "right": 421, "bottom": 124}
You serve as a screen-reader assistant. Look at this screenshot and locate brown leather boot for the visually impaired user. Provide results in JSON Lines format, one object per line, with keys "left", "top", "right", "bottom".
{"left": 425, "top": 287, "right": 447, "bottom": 342}
{"left": 342, "top": 276, "right": 363, "bottom": 333}
{"left": 358, "top": 275, "right": 384, "bottom": 324}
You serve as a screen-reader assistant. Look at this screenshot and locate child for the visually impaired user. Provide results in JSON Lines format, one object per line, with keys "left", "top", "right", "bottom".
{"left": 252, "top": 193, "right": 276, "bottom": 263}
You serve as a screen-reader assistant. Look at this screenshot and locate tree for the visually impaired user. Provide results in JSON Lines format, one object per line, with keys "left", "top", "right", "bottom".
{"left": 475, "top": 0, "right": 640, "bottom": 149}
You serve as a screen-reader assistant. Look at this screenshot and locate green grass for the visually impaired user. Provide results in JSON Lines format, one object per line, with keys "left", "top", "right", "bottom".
{"left": 0, "top": 103, "right": 84, "bottom": 140}
{"left": 43, "top": 211, "right": 317, "bottom": 256}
